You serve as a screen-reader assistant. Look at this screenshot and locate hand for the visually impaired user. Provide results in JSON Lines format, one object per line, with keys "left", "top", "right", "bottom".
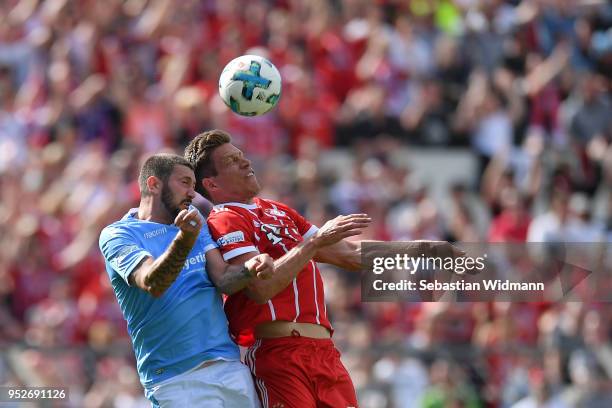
{"left": 245, "top": 253, "right": 275, "bottom": 280}
{"left": 312, "top": 214, "right": 371, "bottom": 248}
{"left": 174, "top": 208, "right": 202, "bottom": 240}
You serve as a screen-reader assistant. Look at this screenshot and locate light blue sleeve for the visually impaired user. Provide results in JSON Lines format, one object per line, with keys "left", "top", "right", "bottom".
{"left": 99, "top": 225, "right": 152, "bottom": 285}
{"left": 200, "top": 223, "right": 218, "bottom": 254}
{"left": 191, "top": 206, "right": 218, "bottom": 254}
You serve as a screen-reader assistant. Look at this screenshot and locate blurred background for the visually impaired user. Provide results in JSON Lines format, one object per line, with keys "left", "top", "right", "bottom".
{"left": 0, "top": 0, "right": 611, "bottom": 407}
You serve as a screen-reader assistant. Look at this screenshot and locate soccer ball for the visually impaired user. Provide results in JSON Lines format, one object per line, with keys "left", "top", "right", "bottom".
{"left": 218, "top": 55, "right": 282, "bottom": 116}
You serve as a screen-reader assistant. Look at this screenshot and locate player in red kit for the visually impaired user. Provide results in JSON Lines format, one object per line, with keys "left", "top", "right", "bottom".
{"left": 210, "top": 198, "right": 360, "bottom": 407}
{"left": 184, "top": 129, "right": 461, "bottom": 407}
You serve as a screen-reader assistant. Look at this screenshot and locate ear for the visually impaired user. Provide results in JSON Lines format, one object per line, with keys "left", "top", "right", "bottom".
{"left": 202, "top": 177, "right": 217, "bottom": 194}
{"left": 146, "top": 176, "right": 162, "bottom": 194}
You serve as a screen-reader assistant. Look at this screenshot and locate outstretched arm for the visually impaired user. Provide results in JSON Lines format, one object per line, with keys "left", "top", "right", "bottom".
{"left": 226, "top": 214, "right": 371, "bottom": 304}
{"left": 228, "top": 238, "right": 320, "bottom": 304}
{"left": 314, "top": 240, "right": 362, "bottom": 271}
{"left": 315, "top": 240, "right": 466, "bottom": 272}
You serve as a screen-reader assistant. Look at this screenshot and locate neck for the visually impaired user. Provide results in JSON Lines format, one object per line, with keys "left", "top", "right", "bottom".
{"left": 137, "top": 196, "right": 174, "bottom": 224}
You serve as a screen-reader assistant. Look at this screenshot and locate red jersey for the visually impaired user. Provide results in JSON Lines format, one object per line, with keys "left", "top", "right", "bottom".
{"left": 207, "top": 198, "right": 331, "bottom": 346}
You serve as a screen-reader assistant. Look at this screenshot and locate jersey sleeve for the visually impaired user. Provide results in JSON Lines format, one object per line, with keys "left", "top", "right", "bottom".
{"left": 192, "top": 207, "right": 218, "bottom": 254}
{"left": 199, "top": 224, "right": 219, "bottom": 254}
{"left": 207, "top": 210, "right": 258, "bottom": 261}
{"left": 99, "top": 225, "right": 152, "bottom": 285}
{"left": 273, "top": 200, "right": 318, "bottom": 239}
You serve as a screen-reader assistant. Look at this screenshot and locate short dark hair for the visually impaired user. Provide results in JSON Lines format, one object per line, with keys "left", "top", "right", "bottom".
{"left": 184, "top": 129, "right": 231, "bottom": 199}
{"left": 138, "top": 153, "right": 194, "bottom": 196}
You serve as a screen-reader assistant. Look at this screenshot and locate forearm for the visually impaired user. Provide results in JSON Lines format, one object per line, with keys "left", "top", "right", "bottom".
{"left": 314, "top": 240, "right": 362, "bottom": 271}
{"left": 215, "top": 264, "right": 253, "bottom": 295}
{"left": 245, "top": 238, "right": 319, "bottom": 304}
{"left": 316, "top": 240, "right": 445, "bottom": 271}
{"left": 142, "top": 234, "right": 195, "bottom": 297}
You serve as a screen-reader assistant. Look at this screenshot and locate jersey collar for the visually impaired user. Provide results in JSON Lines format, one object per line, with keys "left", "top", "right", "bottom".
{"left": 214, "top": 201, "right": 258, "bottom": 210}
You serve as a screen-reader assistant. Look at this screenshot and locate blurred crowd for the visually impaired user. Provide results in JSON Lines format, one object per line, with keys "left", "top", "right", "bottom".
{"left": 0, "top": 0, "right": 611, "bottom": 407}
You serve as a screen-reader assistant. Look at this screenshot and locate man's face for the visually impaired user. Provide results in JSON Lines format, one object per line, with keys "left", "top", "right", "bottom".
{"left": 160, "top": 165, "right": 196, "bottom": 218}
{"left": 207, "top": 143, "right": 261, "bottom": 202}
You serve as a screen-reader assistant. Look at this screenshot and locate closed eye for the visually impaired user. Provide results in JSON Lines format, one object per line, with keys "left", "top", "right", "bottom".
{"left": 181, "top": 178, "right": 195, "bottom": 188}
{"left": 224, "top": 155, "right": 241, "bottom": 165}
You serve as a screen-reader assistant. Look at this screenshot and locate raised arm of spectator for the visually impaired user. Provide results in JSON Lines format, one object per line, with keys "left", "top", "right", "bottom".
{"left": 135, "top": 0, "right": 173, "bottom": 38}
{"left": 453, "top": 69, "right": 488, "bottom": 133}
{"left": 520, "top": 43, "right": 570, "bottom": 97}
{"left": 480, "top": 153, "right": 509, "bottom": 207}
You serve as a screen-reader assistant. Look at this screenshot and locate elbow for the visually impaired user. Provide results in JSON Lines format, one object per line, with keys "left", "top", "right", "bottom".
{"left": 148, "top": 287, "right": 165, "bottom": 298}
{"left": 217, "top": 285, "right": 240, "bottom": 296}
{"left": 143, "top": 277, "right": 166, "bottom": 298}
{"left": 344, "top": 261, "right": 362, "bottom": 272}
{"left": 133, "top": 268, "right": 165, "bottom": 298}
{"left": 339, "top": 250, "right": 362, "bottom": 271}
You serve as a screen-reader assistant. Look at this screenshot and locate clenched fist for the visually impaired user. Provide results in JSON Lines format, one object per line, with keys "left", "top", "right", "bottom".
{"left": 245, "top": 253, "right": 275, "bottom": 280}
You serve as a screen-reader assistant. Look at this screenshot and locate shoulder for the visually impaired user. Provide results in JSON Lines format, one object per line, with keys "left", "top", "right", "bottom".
{"left": 208, "top": 204, "right": 253, "bottom": 226}
{"left": 99, "top": 220, "right": 133, "bottom": 243}
{"left": 208, "top": 211, "right": 253, "bottom": 238}
{"left": 209, "top": 205, "right": 244, "bottom": 221}
{"left": 257, "top": 198, "right": 295, "bottom": 217}
{"left": 98, "top": 220, "right": 143, "bottom": 260}
{"left": 257, "top": 197, "right": 284, "bottom": 208}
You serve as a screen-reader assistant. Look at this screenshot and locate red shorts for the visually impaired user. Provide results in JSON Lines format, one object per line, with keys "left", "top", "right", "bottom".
{"left": 244, "top": 336, "right": 358, "bottom": 408}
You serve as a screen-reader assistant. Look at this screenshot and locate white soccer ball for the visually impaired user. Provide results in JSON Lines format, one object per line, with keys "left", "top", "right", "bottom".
{"left": 218, "top": 55, "right": 282, "bottom": 116}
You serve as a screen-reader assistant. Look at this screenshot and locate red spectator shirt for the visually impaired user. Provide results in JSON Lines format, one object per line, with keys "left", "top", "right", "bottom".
{"left": 207, "top": 198, "right": 331, "bottom": 346}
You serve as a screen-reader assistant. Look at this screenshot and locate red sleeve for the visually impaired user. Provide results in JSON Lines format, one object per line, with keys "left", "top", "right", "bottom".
{"left": 207, "top": 209, "right": 258, "bottom": 261}
{"left": 268, "top": 200, "right": 317, "bottom": 238}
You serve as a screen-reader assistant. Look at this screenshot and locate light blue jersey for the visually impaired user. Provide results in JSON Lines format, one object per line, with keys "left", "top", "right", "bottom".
{"left": 99, "top": 208, "right": 240, "bottom": 389}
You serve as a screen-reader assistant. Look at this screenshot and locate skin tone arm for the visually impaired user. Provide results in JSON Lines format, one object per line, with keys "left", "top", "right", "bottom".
{"left": 314, "top": 240, "right": 466, "bottom": 272}
{"left": 206, "top": 249, "right": 274, "bottom": 295}
{"left": 128, "top": 208, "right": 273, "bottom": 297}
{"left": 314, "top": 239, "right": 362, "bottom": 271}
{"left": 129, "top": 208, "right": 201, "bottom": 297}
{"left": 227, "top": 214, "right": 371, "bottom": 304}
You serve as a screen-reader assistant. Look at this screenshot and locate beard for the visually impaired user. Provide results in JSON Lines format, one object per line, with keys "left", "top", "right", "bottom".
{"left": 161, "top": 183, "right": 182, "bottom": 219}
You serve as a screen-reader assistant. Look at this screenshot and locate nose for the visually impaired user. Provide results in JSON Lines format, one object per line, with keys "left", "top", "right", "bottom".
{"left": 241, "top": 157, "right": 251, "bottom": 168}
{"left": 187, "top": 187, "right": 196, "bottom": 199}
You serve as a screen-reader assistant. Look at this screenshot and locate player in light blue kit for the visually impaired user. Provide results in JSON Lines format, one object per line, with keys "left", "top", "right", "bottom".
{"left": 99, "top": 153, "right": 274, "bottom": 407}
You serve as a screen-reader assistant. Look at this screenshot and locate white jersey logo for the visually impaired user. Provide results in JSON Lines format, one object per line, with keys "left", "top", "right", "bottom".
{"left": 144, "top": 227, "right": 168, "bottom": 239}
{"left": 217, "top": 231, "right": 245, "bottom": 246}
{"left": 264, "top": 208, "right": 286, "bottom": 217}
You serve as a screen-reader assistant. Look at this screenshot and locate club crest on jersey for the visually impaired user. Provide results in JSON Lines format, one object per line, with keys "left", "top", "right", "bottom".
{"left": 217, "top": 231, "right": 245, "bottom": 246}
{"left": 264, "top": 208, "right": 286, "bottom": 217}
{"left": 110, "top": 245, "right": 140, "bottom": 269}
